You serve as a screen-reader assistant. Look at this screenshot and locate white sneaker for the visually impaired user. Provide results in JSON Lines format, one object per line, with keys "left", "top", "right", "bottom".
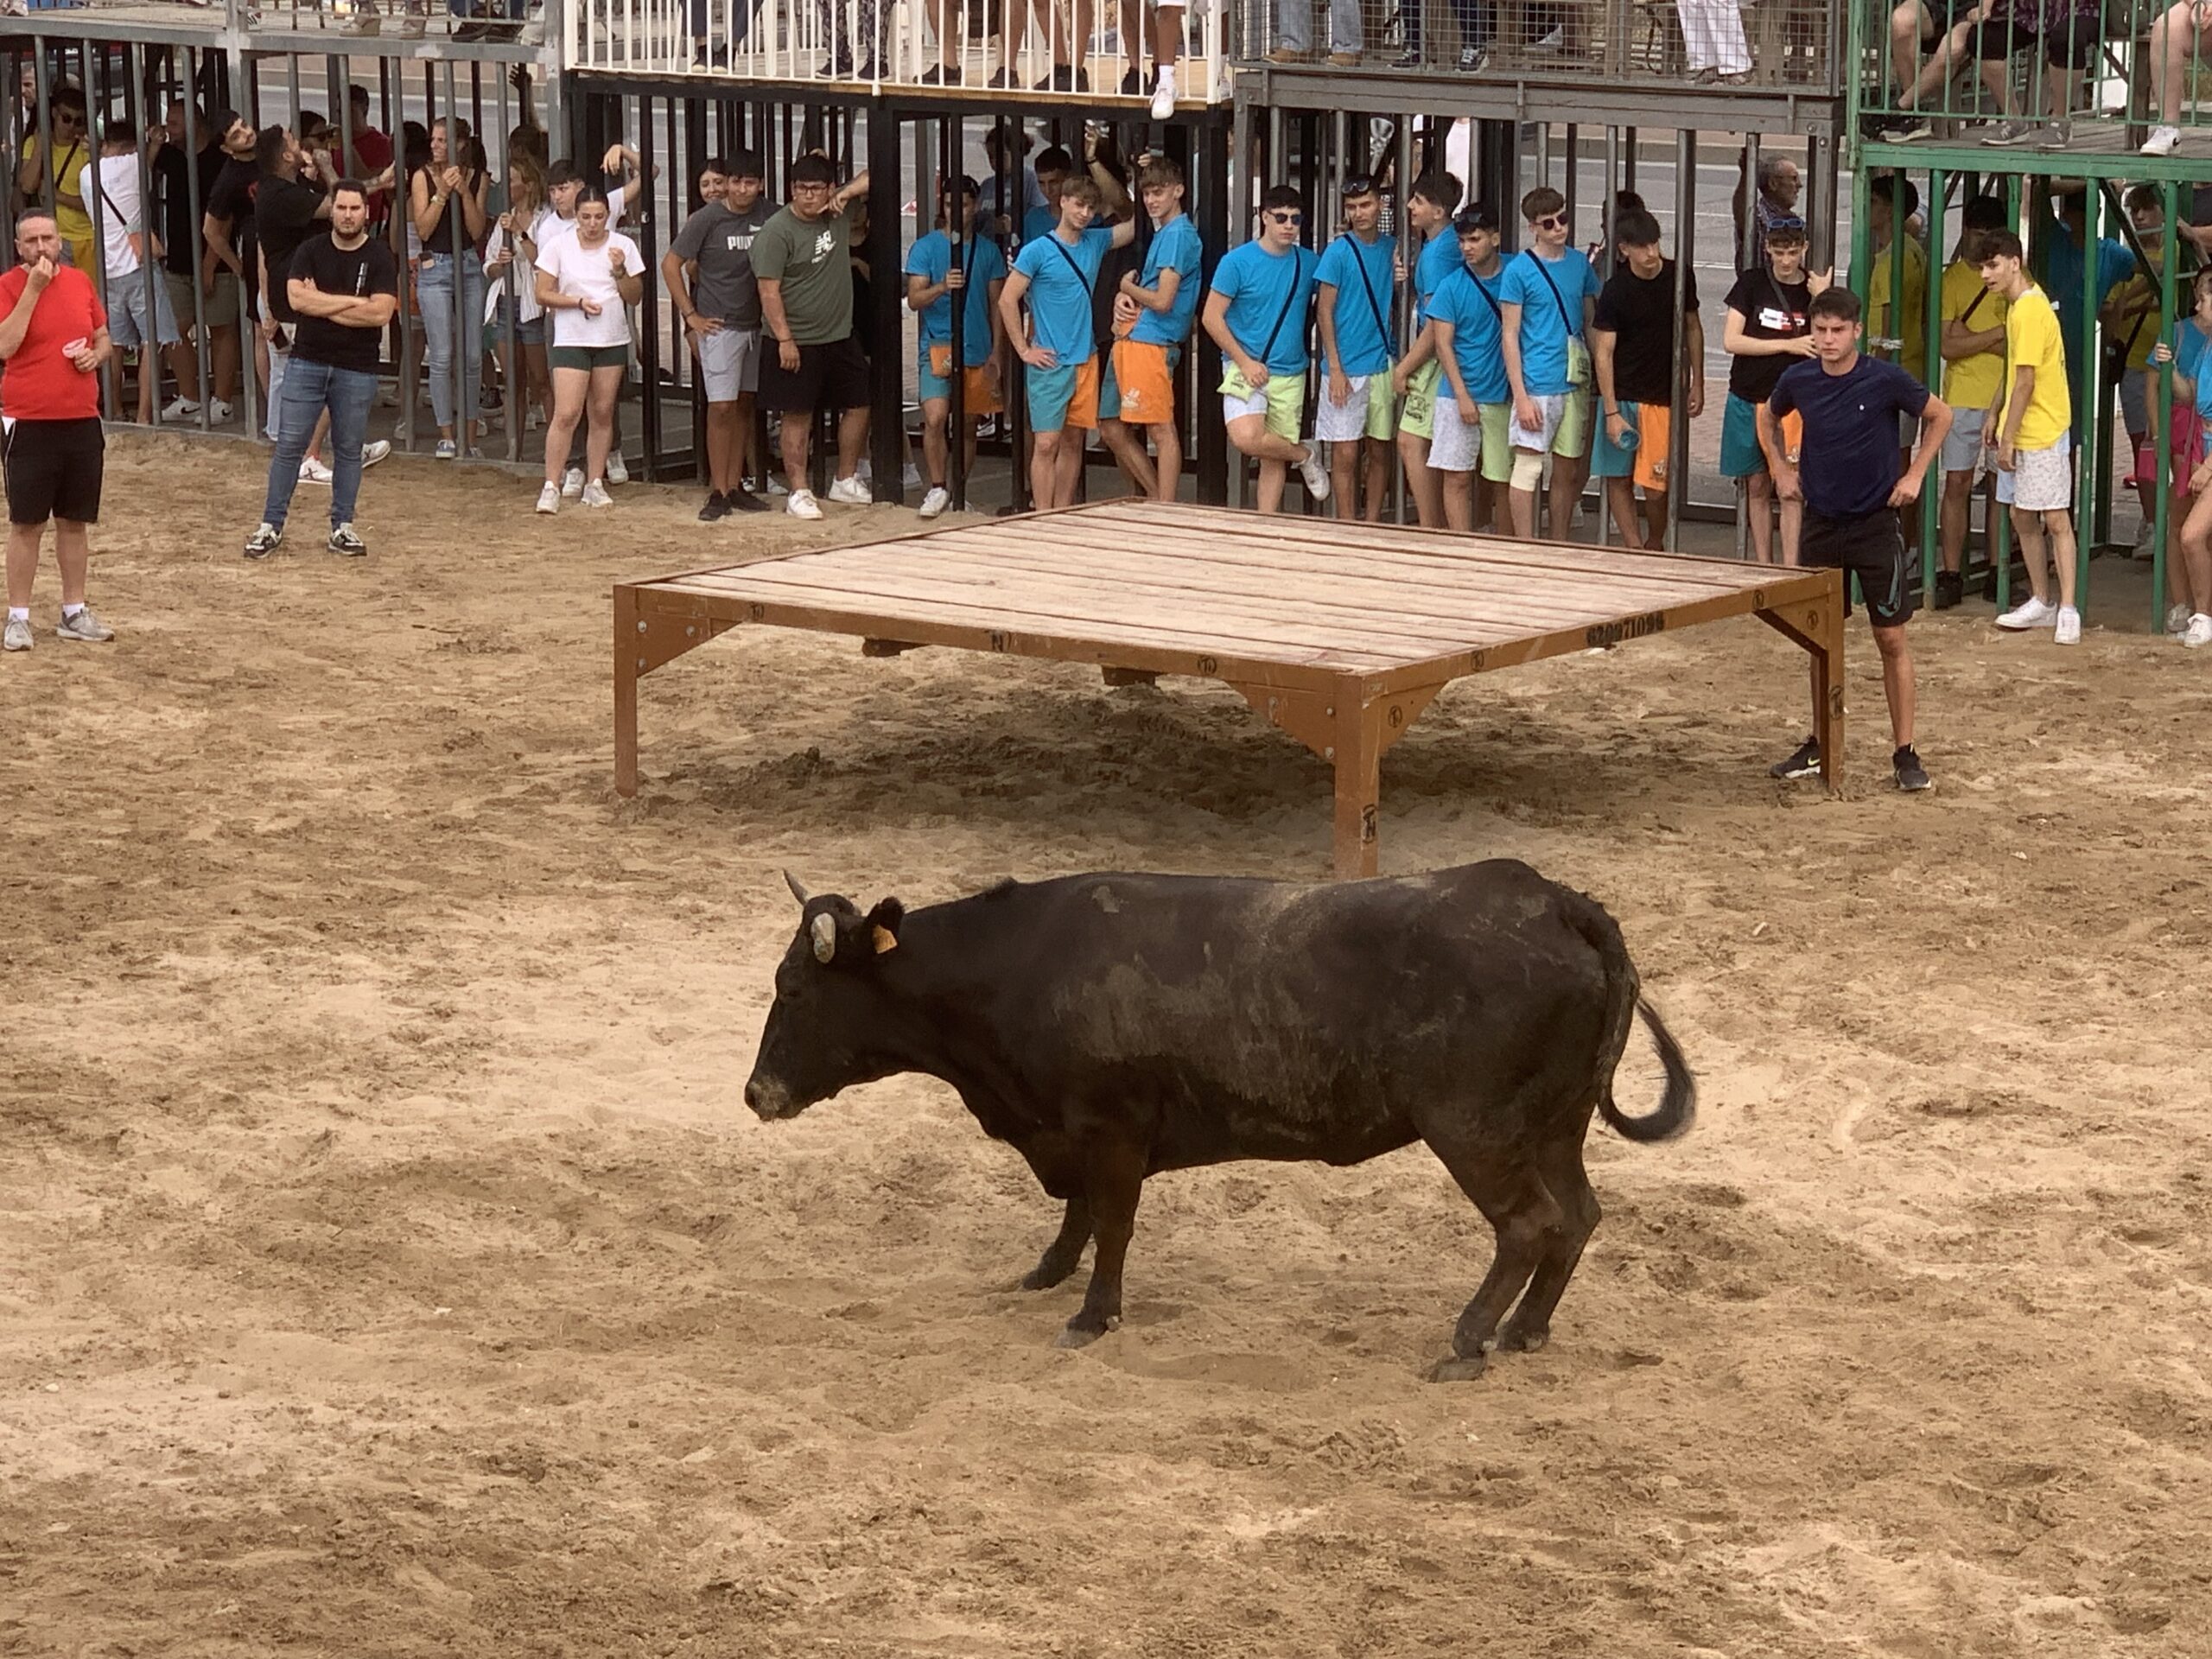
{"left": 298, "top": 456, "right": 334, "bottom": 485}
{"left": 208, "top": 397, "right": 234, "bottom": 423}
{"left": 434, "top": 437, "right": 458, "bottom": 460}
{"left": 1297, "top": 441, "right": 1332, "bottom": 502}
{"left": 827, "top": 474, "right": 872, "bottom": 506}
{"left": 1151, "top": 72, "right": 1178, "bottom": 119}
{"left": 561, "top": 467, "right": 585, "bottom": 498}
{"left": 2169, "top": 601, "right": 2193, "bottom": 635}
{"left": 580, "top": 481, "right": 614, "bottom": 508}
{"left": 853, "top": 457, "right": 873, "bottom": 483}
{"left": 1995, "top": 594, "right": 2056, "bottom": 631}
{"left": 2143, "top": 124, "right": 2183, "bottom": 157}
{"left": 2054, "top": 606, "right": 2082, "bottom": 645}
{"left": 918, "top": 485, "right": 951, "bottom": 519}
{"left": 361, "top": 440, "right": 391, "bottom": 468}
{"left": 2184, "top": 613, "right": 2212, "bottom": 649}
{"left": 535, "top": 481, "right": 560, "bottom": 514}
{"left": 901, "top": 462, "right": 924, "bottom": 491}
{"left": 762, "top": 475, "right": 788, "bottom": 497}
{"left": 3, "top": 615, "right": 30, "bottom": 652}
{"left": 605, "top": 452, "right": 629, "bottom": 486}
{"left": 787, "top": 488, "right": 823, "bottom": 520}
{"left": 162, "top": 394, "right": 200, "bottom": 420}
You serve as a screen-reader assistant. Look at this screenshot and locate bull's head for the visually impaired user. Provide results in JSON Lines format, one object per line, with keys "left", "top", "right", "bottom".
{"left": 743, "top": 871, "right": 906, "bottom": 1122}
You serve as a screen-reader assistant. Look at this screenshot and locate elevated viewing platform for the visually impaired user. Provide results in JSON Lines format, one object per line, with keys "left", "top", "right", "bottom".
{"left": 1851, "top": 0, "right": 2212, "bottom": 179}
{"left": 0, "top": 0, "right": 551, "bottom": 62}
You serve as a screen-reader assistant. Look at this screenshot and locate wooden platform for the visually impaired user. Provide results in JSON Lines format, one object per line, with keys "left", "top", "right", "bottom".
{"left": 613, "top": 502, "right": 1846, "bottom": 877}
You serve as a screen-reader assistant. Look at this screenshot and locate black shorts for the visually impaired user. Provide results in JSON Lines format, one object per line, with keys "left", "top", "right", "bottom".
{"left": 1802, "top": 507, "right": 1914, "bottom": 629}
{"left": 756, "top": 333, "right": 870, "bottom": 416}
{"left": 1972, "top": 15, "right": 2098, "bottom": 68}
{"left": 3, "top": 416, "right": 105, "bottom": 526}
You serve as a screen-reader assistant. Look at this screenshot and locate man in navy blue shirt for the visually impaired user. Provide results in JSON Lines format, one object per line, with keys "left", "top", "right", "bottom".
{"left": 1759, "top": 287, "right": 1952, "bottom": 794}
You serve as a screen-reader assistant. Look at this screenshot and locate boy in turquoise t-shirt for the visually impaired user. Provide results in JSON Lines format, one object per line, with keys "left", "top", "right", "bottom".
{"left": 905, "top": 174, "right": 1007, "bottom": 519}
{"left": 1200, "top": 184, "right": 1333, "bottom": 515}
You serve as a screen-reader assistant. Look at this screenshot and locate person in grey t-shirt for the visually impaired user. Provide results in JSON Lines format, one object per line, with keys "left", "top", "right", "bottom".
{"left": 663, "top": 149, "right": 774, "bottom": 520}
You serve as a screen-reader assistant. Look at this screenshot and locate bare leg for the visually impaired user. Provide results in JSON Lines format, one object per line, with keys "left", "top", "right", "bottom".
{"left": 1873, "top": 621, "right": 1915, "bottom": 747}
{"left": 2012, "top": 504, "right": 2052, "bottom": 601}
{"left": 1328, "top": 439, "right": 1357, "bottom": 519}
{"left": 1603, "top": 476, "right": 1639, "bottom": 546}
{"left": 1055, "top": 429, "right": 1084, "bottom": 502}
{"left": 1031, "top": 428, "right": 1065, "bottom": 507}
{"left": 835, "top": 405, "right": 870, "bottom": 483}
{"left": 2044, "top": 507, "right": 2079, "bottom": 608}
{"left": 1148, "top": 419, "right": 1180, "bottom": 501}
{"left": 211, "top": 321, "right": 240, "bottom": 405}
{"left": 2181, "top": 486, "right": 2212, "bottom": 608}
{"left": 5, "top": 523, "right": 45, "bottom": 608}
{"left": 1441, "top": 470, "right": 1474, "bottom": 531}
{"left": 921, "top": 400, "right": 950, "bottom": 486}
{"left": 1745, "top": 472, "right": 1775, "bottom": 563}
{"left": 1779, "top": 493, "right": 1803, "bottom": 565}
{"left": 542, "top": 367, "right": 588, "bottom": 484}
{"left": 1939, "top": 467, "right": 1972, "bottom": 572}
{"left": 52, "top": 519, "right": 92, "bottom": 607}
{"left": 1398, "top": 430, "right": 1442, "bottom": 525}
{"left": 779, "top": 404, "right": 814, "bottom": 492}
{"left": 1360, "top": 438, "right": 1389, "bottom": 522}
{"left": 584, "top": 365, "right": 621, "bottom": 481}
{"left": 1508, "top": 476, "right": 1538, "bottom": 539}
{"left": 1547, "top": 453, "right": 1583, "bottom": 543}
{"left": 1642, "top": 486, "right": 1669, "bottom": 550}
{"left": 1100, "top": 416, "right": 1158, "bottom": 494}
{"left": 705, "top": 400, "right": 743, "bottom": 493}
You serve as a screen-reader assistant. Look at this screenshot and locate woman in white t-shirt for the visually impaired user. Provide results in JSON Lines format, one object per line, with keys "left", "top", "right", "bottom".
{"left": 532, "top": 188, "right": 643, "bottom": 512}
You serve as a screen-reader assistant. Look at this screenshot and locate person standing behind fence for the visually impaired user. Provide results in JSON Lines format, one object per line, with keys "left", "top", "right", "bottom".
{"left": 1313, "top": 172, "right": 1396, "bottom": 524}
{"left": 1424, "top": 203, "right": 1511, "bottom": 535}
{"left": 1763, "top": 288, "right": 1948, "bottom": 794}
{"left": 753, "top": 155, "right": 874, "bottom": 521}
{"left": 152, "top": 100, "right": 237, "bottom": 423}
{"left": 664, "top": 150, "right": 774, "bottom": 523}
{"left": 1932, "top": 194, "right": 2010, "bottom": 609}
{"left": 240, "top": 181, "right": 399, "bottom": 563}
{"left": 1109, "top": 156, "right": 1203, "bottom": 503}
{"left": 906, "top": 174, "right": 1007, "bottom": 520}
{"left": 14, "top": 86, "right": 93, "bottom": 274}
{"left": 1720, "top": 213, "right": 1822, "bottom": 564}
{"left": 1590, "top": 206, "right": 1703, "bottom": 551}
{"left": 1499, "top": 185, "right": 1600, "bottom": 543}
{"left": 533, "top": 188, "right": 643, "bottom": 513}
{"left": 1980, "top": 230, "right": 2083, "bottom": 646}
{"left": 80, "top": 117, "right": 192, "bottom": 427}
{"left": 2, "top": 210, "right": 114, "bottom": 652}
{"left": 1000, "top": 172, "right": 1138, "bottom": 511}
{"left": 1203, "top": 185, "right": 1332, "bottom": 515}
{"left": 1389, "top": 169, "right": 1465, "bottom": 529}
{"left": 410, "top": 118, "right": 488, "bottom": 460}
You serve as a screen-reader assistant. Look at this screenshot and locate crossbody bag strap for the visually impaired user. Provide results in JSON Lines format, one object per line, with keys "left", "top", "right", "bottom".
{"left": 1045, "top": 233, "right": 1096, "bottom": 300}
{"left": 1260, "top": 247, "right": 1314, "bottom": 361}
{"left": 1528, "top": 251, "right": 1578, "bottom": 334}
{"left": 1346, "top": 237, "right": 1390, "bottom": 351}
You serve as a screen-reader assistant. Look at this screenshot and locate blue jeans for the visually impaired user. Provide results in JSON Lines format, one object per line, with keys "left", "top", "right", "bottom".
{"left": 262, "top": 358, "right": 378, "bottom": 532}
{"left": 1399, "top": 0, "right": 1493, "bottom": 51}
{"left": 1278, "top": 0, "right": 1363, "bottom": 51}
{"left": 416, "top": 251, "right": 485, "bottom": 432}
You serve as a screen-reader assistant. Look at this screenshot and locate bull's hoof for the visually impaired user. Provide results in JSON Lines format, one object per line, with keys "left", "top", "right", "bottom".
{"left": 1055, "top": 1314, "right": 1119, "bottom": 1350}
{"left": 1429, "top": 1353, "right": 1489, "bottom": 1383}
{"left": 1497, "top": 1323, "right": 1549, "bottom": 1353}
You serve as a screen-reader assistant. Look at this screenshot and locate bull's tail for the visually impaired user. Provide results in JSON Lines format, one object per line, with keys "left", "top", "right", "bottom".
{"left": 1567, "top": 893, "right": 1697, "bottom": 1145}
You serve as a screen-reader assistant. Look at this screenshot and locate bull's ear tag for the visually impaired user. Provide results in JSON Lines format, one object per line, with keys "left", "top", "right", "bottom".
{"left": 871, "top": 925, "right": 899, "bottom": 955}
{"left": 810, "top": 912, "right": 838, "bottom": 963}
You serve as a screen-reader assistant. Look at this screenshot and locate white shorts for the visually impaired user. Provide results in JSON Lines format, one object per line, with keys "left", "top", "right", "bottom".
{"left": 1509, "top": 391, "right": 1567, "bottom": 453}
{"left": 1997, "top": 434, "right": 2072, "bottom": 512}
{"left": 1314, "top": 372, "right": 1375, "bottom": 442}
{"left": 697, "top": 326, "right": 760, "bottom": 402}
{"left": 1428, "top": 392, "right": 1482, "bottom": 473}
{"left": 1942, "top": 405, "right": 1986, "bottom": 475}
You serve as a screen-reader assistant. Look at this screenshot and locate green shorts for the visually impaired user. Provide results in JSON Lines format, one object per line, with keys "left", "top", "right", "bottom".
{"left": 1399, "top": 359, "right": 1440, "bottom": 440}
{"left": 1220, "top": 365, "right": 1306, "bottom": 443}
{"left": 550, "top": 343, "right": 630, "bottom": 372}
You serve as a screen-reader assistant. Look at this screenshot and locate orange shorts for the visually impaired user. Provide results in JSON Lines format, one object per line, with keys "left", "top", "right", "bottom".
{"left": 1630, "top": 404, "right": 1670, "bottom": 493}
{"left": 961, "top": 363, "right": 1002, "bottom": 416}
{"left": 1112, "top": 339, "right": 1176, "bottom": 426}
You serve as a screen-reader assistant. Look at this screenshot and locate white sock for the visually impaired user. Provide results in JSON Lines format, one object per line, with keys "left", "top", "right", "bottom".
{"left": 61, "top": 602, "right": 83, "bottom": 619}
{"left": 7, "top": 607, "right": 27, "bottom": 623}
{"left": 1156, "top": 64, "right": 1175, "bottom": 87}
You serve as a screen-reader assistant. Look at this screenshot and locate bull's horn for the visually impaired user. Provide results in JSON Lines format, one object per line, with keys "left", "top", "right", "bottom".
{"left": 810, "top": 912, "right": 837, "bottom": 963}
{"left": 784, "top": 870, "right": 812, "bottom": 906}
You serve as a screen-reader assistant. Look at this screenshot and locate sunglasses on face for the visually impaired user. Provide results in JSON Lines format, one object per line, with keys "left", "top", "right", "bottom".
{"left": 1268, "top": 210, "right": 1303, "bottom": 226}
{"left": 1535, "top": 213, "right": 1568, "bottom": 231}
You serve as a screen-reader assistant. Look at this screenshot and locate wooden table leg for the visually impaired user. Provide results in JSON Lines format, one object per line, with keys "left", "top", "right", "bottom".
{"left": 614, "top": 584, "right": 640, "bottom": 798}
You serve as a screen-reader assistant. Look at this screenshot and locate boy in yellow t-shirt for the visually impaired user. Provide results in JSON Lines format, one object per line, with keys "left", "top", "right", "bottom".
{"left": 1867, "top": 179, "right": 1929, "bottom": 383}
{"left": 1933, "top": 196, "right": 2011, "bottom": 608}
{"left": 1980, "top": 230, "right": 2081, "bottom": 643}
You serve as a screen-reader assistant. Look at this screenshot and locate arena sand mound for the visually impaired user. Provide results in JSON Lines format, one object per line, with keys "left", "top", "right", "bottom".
{"left": 2, "top": 431, "right": 2208, "bottom": 1656}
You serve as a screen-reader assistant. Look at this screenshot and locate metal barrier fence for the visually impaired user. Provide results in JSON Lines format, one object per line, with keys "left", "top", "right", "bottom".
{"left": 565, "top": 0, "right": 1230, "bottom": 102}
{"left": 1854, "top": 0, "right": 2212, "bottom": 154}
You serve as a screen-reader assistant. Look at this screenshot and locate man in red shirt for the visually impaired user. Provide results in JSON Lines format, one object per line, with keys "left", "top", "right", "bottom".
{"left": 2, "top": 210, "right": 115, "bottom": 651}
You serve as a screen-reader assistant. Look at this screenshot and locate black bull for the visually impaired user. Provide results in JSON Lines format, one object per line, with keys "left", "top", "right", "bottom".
{"left": 744, "top": 860, "right": 1694, "bottom": 1380}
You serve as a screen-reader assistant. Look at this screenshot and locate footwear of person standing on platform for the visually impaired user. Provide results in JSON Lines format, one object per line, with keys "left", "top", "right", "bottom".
{"left": 241, "top": 181, "right": 399, "bottom": 562}
{"left": 1499, "top": 186, "right": 1601, "bottom": 543}
{"left": 664, "top": 151, "right": 773, "bottom": 522}
{"left": 906, "top": 175, "right": 1007, "bottom": 519}
{"left": 1762, "top": 289, "right": 1952, "bottom": 792}
{"left": 1720, "top": 215, "right": 1824, "bottom": 564}
{"left": 1980, "top": 232, "right": 2082, "bottom": 645}
{"left": 1, "top": 212, "right": 115, "bottom": 652}
{"left": 1000, "top": 173, "right": 1138, "bottom": 512}
{"left": 1589, "top": 207, "right": 1704, "bottom": 551}
{"left": 1203, "top": 184, "right": 1330, "bottom": 515}
{"left": 1389, "top": 170, "right": 1465, "bottom": 528}
{"left": 1313, "top": 172, "right": 1397, "bottom": 524}
{"left": 753, "top": 155, "right": 873, "bottom": 520}
{"left": 1424, "top": 204, "right": 1511, "bottom": 535}
{"left": 1109, "top": 156, "right": 1203, "bottom": 502}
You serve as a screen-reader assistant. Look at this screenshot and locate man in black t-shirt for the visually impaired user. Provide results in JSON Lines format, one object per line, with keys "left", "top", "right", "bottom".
{"left": 1590, "top": 207, "right": 1702, "bottom": 551}
{"left": 242, "top": 181, "right": 398, "bottom": 562}
{"left": 154, "top": 100, "right": 239, "bottom": 420}
{"left": 1719, "top": 214, "right": 1827, "bottom": 566}
{"left": 201, "top": 111, "right": 263, "bottom": 427}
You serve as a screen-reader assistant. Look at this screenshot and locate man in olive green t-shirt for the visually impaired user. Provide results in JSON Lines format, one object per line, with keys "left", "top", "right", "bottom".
{"left": 753, "top": 155, "right": 872, "bottom": 519}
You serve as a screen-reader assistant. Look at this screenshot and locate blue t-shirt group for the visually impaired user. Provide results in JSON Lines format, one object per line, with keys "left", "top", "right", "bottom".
{"left": 1132, "top": 213, "right": 1205, "bottom": 349}
{"left": 1012, "top": 226, "right": 1113, "bottom": 367}
{"left": 1314, "top": 231, "right": 1397, "bottom": 378}
{"left": 1427, "top": 263, "right": 1510, "bottom": 405}
{"left": 1497, "top": 246, "right": 1601, "bottom": 397}
{"left": 1212, "top": 240, "right": 1319, "bottom": 378}
{"left": 905, "top": 230, "right": 1009, "bottom": 369}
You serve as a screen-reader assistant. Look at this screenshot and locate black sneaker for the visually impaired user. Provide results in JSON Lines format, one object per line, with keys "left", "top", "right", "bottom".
{"left": 326, "top": 522, "right": 368, "bottom": 557}
{"left": 1932, "top": 569, "right": 1963, "bottom": 610}
{"left": 1457, "top": 44, "right": 1488, "bottom": 72}
{"left": 1770, "top": 735, "right": 1821, "bottom": 779}
{"left": 1391, "top": 48, "right": 1422, "bottom": 67}
{"left": 723, "top": 487, "right": 768, "bottom": 514}
{"left": 698, "top": 490, "right": 730, "bottom": 523}
{"left": 1980, "top": 567, "right": 1999, "bottom": 601}
{"left": 918, "top": 61, "right": 962, "bottom": 85}
{"left": 1119, "top": 66, "right": 1142, "bottom": 94}
{"left": 243, "top": 521, "right": 283, "bottom": 560}
{"left": 1893, "top": 746, "right": 1931, "bottom": 792}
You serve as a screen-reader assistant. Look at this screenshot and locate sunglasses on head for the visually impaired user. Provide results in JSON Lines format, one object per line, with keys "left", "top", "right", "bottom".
{"left": 1534, "top": 213, "right": 1568, "bottom": 231}
{"left": 1342, "top": 176, "right": 1376, "bottom": 199}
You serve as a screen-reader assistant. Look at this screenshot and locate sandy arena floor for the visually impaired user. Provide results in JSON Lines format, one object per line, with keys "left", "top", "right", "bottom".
{"left": 3, "top": 431, "right": 2209, "bottom": 1656}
